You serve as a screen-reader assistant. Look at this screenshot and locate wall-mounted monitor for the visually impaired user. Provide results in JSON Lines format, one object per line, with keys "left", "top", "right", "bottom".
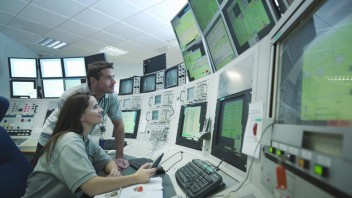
{"left": 155, "top": 95, "right": 161, "bottom": 105}
{"left": 151, "top": 110, "right": 159, "bottom": 121}
{"left": 42, "top": 79, "right": 65, "bottom": 98}
{"left": 63, "top": 57, "right": 86, "bottom": 77}
{"left": 211, "top": 89, "right": 251, "bottom": 172}
{"left": 119, "top": 77, "right": 134, "bottom": 95}
{"left": 176, "top": 102, "right": 207, "bottom": 150}
{"left": 141, "top": 73, "right": 156, "bottom": 93}
{"left": 39, "top": 58, "right": 63, "bottom": 78}
{"left": 189, "top": 0, "right": 219, "bottom": 31}
{"left": 183, "top": 40, "right": 212, "bottom": 81}
{"left": 205, "top": 16, "right": 236, "bottom": 71}
{"left": 164, "top": 65, "right": 179, "bottom": 89}
{"left": 64, "top": 78, "right": 86, "bottom": 90}
{"left": 8, "top": 57, "right": 37, "bottom": 78}
{"left": 120, "top": 110, "right": 140, "bottom": 139}
{"left": 10, "top": 79, "right": 37, "bottom": 98}
{"left": 222, "top": 0, "right": 276, "bottom": 55}
{"left": 85, "top": 53, "right": 106, "bottom": 71}
{"left": 143, "top": 53, "right": 166, "bottom": 75}
{"left": 171, "top": 4, "right": 201, "bottom": 51}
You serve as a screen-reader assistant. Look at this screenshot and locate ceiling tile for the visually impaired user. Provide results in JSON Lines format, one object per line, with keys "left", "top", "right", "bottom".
{"left": 124, "top": 11, "right": 165, "bottom": 32}
{"left": 31, "top": 0, "right": 86, "bottom": 18}
{"left": 105, "top": 22, "right": 144, "bottom": 40}
{"left": 8, "top": 17, "right": 52, "bottom": 35}
{"left": 73, "top": 7, "right": 118, "bottom": 30}
{"left": 149, "top": 24, "right": 178, "bottom": 43}
{"left": 45, "top": 28, "right": 82, "bottom": 43}
{"left": 1, "top": 26, "right": 41, "bottom": 44}
{"left": 115, "top": 40, "right": 149, "bottom": 54}
{"left": 73, "top": 38, "right": 106, "bottom": 50}
{"left": 72, "top": 0, "right": 99, "bottom": 7}
{"left": 0, "top": 0, "right": 28, "bottom": 15}
{"left": 126, "top": 0, "right": 164, "bottom": 10}
{"left": 88, "top": 31, "right": 125, "bottom": 46}
{"left": 129, "top": 33, "right": 168, "bottom": 51}
{"left": 17, "top": 4, "right": 68, "bottom": 27}
{"left": 146, "top": 0, "right": 188, "bottom": 23}
{"left": 57, "top": 19, "right": 98, "bottom": 37}
{"left": 91, "top": 0, "right": 142, "bottom": 21}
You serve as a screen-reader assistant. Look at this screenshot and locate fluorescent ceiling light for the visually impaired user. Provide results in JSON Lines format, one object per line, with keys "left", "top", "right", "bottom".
{"left": 100, "top": 46, "right": 128, "bottom": 57}
{"left": 34, "top": 37, "right": 68, "bottom": 50}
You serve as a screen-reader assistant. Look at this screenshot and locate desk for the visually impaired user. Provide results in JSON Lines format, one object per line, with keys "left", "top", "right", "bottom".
{"left": 121, "top": 155, "right": 177, "bottom": 198}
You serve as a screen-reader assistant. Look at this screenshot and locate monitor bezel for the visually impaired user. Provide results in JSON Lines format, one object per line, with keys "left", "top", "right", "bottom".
{"left": 211, "top": 89, "right": 251, "bottom": 172}
{"left": 141, "top": 73, "right": 156, "bottom": 93}
{"left": 119, "top": 77, "right": 134, "bottom": 95}
{"left": 62, "top": 57, "right": 87, "bottom": 78}
{"left": 38, "top": 58, "right": 64, "bottom": 79}
{"left": 10, "top": 79, "right": 38, "bottom": 98}
{"left": 8, "top": 57, "right": 38, "bottom": 79}
{"left": 164, "top": 65, "right": 179, "bottom": 89}
{"left": 176, "top": 101, "right": 208, "bottom": 151}
{"left": 121, "top": 109, "right": 141, "bottom": 139}
{"left": 41, "top": 79, "right": 65, "bottom": 98}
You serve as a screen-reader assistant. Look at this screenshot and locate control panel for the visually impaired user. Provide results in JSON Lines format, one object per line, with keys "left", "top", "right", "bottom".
{"left": 133, "top": 76, "right": 141, "bottom": 94}
{"left": 156, "top": 71, "right": 164, "bottom": 90}
{"left": 178, "top": 63, "right": 186, "bottom": 86}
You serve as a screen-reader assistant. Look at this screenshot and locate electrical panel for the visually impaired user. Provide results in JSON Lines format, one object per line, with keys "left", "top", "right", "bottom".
{"left": 178, "top": 63, "right": 186, "bottom": 86}
{"left": 156, "top": 71, "right": 164, "bottom": 90}
{"left": 133, "top": 76, "right": 141, "bottom": 94}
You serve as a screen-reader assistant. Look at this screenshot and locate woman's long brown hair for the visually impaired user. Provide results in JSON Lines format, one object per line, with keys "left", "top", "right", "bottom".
{"left": 41, "top": 93, "right": 92, "bottom": 162}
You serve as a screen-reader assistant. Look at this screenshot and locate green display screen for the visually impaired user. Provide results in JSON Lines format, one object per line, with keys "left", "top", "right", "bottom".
{"left": 181, "top": 106, "right": 201, "bottom": 138}
{"left": 189, "top": 0, "right": 219, "bottom": 31}
{"left": 121, "top": 111, "right": 137, "bottom": 134}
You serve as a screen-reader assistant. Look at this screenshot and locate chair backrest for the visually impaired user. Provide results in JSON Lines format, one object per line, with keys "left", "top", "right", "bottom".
{"left": 0, "top": 96, "right": 33, "bottom": 197}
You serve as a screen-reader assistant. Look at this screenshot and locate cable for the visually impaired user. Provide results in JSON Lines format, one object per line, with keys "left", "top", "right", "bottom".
{"left": 160, "top": 151, "right": 183, "bottom": 165}
{"left": 165, "top": 151, "right": 183, "bottom": 172}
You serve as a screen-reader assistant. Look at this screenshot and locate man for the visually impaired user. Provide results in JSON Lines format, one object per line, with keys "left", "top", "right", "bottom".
{"left": 32, "top": 61, "right": 129, "bottom": 169}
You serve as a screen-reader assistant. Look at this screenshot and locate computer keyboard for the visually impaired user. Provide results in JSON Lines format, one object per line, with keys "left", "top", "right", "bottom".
{"left": 175, "top": 159, "right": 224, "bottom": 198}
{"left": 129, "top": 157, "right": 165, "bottom": 174}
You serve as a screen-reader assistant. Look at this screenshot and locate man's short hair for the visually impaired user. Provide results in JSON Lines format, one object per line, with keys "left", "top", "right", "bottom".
{"left": 87, "top": 61, "right": 114, "bottom": 87}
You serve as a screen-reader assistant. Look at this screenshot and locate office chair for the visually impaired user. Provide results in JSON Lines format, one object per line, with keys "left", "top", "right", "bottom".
{"left": 0, "top": 96, "right": 33, "bottom": 198}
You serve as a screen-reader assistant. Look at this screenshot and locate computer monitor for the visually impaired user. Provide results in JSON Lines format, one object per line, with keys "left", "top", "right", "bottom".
{"left": 85, "top": 53, "right": 106, "bottom": 71}
{"left": 141, "top": 73, "right": 156, "bottom": 93}
{"left": 10, "top": 79, "right": 37, "bottom": 98}
{"left": 39, "top": 58, "right": 63, "bottom": 78}
{"left": 42, "top": 79, "right": 65, "bottom": 98}
{"left": 64, "top": 78, "right": 86, "bottom": 90}
{"left": 171, "top": 4, "right": 201, "bottom": 51}
{"left": 176, "top": 102, "right": 207, "bottom": 150}
{"left": 222, "top": 0, "right": 276, "bottom": 55}
{"left": 272, "top": 0, "right": 352, "bottom": 128}
{"left": 63, "top": 57, "right": 86, "bottom": 77}
{"left": 143, "top": 53, "right": 166, "bottom": 75}
{"left": 204, "top": 16, "right": 236, "bottom": 71}
{"left": 154, "top": 95, "right": 161, "bottom": 105}
{"left": 182, "top": 40, "right": 212, "bottom": 81}
{"left": 8, "top": 57, "right": 37, "bottom": 78}
{"left": 164, "top": 65, "right": 179, "bottom": 89}
{"left": 119, "top": 77, "right": 134, "bottom": 95}
{"left": 151, "top": 110, "right": 159, "bottom": 122}
{"left": 189, "top": 0, "right": 219, "bottom": 31}
{"left": 121, "top": 110, "right": 140, "bottom": 139}
{"left": 211, "top": 89, "right": 251, "bottom": 172}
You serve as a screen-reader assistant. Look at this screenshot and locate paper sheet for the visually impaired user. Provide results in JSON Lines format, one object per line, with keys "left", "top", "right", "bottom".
{"left": 242, "top": 101, "right": 264, "bottom": 158}
{"left": 95, "top": 177, "right": 163, "bottom": 198}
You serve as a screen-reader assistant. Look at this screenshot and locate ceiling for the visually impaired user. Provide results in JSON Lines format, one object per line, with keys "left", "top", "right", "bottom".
{"left": 0, "top": 0, "right": 187, "bottom": 68}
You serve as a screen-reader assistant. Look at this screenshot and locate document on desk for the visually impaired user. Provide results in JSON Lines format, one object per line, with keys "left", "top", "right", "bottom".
{"left": 95, "top": 177, "right": 163, "bottom": 198}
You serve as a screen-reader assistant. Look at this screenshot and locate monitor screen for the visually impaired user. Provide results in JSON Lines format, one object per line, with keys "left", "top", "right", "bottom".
{"left": 164, "top": 65, "right": 178, "bottom": 89}
{"left": 141, "top": 74, "right": 156, "bottom": 93}
{"left": 222, "top": 0, "right": 276, "bottom": 55}
{"left": 121, "top": 110, "right": 140, "bottom": 139}
{"left": 176, "top": 102, "right": 207, "bottom": 150}
{"left": 273, "top": 0, "right": 352, "bottom": 127}
{"left": 183, "top": 40, "right": 212, "bottom": 81}
{"left": 189, "top": 0, "right": 219, "bottom": 31}
{"left": 63, "top": 57, "right": 86, "bottom": 77}
{"left": 39, "top": 58, "right": 63, "bottom": 78}
{"left": 64, "top": 78, "right": 86, "bottom": 90}
{"left": 152, "top": 110, "right": 159, "bottom": 121}
{"left": 211, "top": 89, "right": 251, "bottom": 172}
{"left": 119, "top": 78, "right": 134, "bottom": 95}
{"left": 42, "top": 79, "right": 65, "bottom": 98}
{"left": 10, "top": 80, "right": 37, "bottom": 98}
{"left": 155, "top": 95, "right": 161, "bottom": 105}
{"left": 205, "top": 16, "right": 236, "bottom": 71}
{"left": 8, "top": 57, "right": 37, "bottom": 78}
{"left": 143, "top": 53, "right": 166, "bottom": 75}
{"left": 171, "top": 4, "right": 201, "bottom": 51}
{"left": 187, "top": 87, "right": 195, "bottom": 100}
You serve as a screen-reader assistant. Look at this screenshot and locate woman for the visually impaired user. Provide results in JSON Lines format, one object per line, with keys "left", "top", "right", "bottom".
{"left": 23, "top": 93, "right": 156, "bottom": 197}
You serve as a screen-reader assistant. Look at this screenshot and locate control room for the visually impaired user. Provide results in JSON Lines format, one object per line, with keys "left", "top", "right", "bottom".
{"left": 0, "top": 0, "right": 351, "bottom": 197}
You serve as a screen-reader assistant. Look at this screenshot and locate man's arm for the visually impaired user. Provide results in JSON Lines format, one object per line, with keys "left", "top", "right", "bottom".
{"left": 111, "top": 119, "right": 124, "bottom": 158}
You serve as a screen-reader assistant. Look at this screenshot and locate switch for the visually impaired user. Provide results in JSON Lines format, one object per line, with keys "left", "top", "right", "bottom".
{"left": 287, "top": 153, "right": 296, "bottom": 163}
{"left": 298, "top": 158, "right": 310, "bottom": 169}
{"left": 269, "top": 147, "right": 276, "bottom": 154}
{"left": 314, "top": 164, "right": 329, "bottom": 178}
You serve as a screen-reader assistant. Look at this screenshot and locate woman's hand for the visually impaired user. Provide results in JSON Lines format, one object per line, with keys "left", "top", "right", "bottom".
{"left": 134, "top": 163, "right": 157, "bottom": 183}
